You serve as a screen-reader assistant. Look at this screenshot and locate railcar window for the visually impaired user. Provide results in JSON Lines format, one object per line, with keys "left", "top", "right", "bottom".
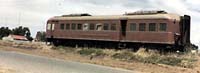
{"left": 130, "top": 23, "right": 136, "bottom": 31}
{"left": 149, "top": 23, "right": 156, "bottom": 31}
{"left": 47, "top": 24, "right": 51, "bottom": 30}
{"left": 139, "top": 23, "right": 146, "bottom": 31}
{"left": 159, "top": 23, "right": 167, "bottom": 31}
{"left": 96, "top": 23, "right": 103, "bottom": 31}
{"left": 71, "top": 23, "right": 76, "bottom": 30}
{"left": 111, "top": 24, "right": 116, "bottom": 30}
{"left": 77, "top": 24, "right": 83, "bottom": 30}
{"left": 103, "top": 23, "right": 109, "bottom": 30}
{"left": 60, "top": 24, "right": 65, "bottom": 30}
{"left": 52, "top": 24, "right": 55, "bottom": 30}
{"left": 89, "top": 23, "right": 95, "bottom": 30}
{"left": 65, "top": 24, "right": 70, "bottom": 30}
{"left": 83, "top": 23, "right": 89, "bottom": 31}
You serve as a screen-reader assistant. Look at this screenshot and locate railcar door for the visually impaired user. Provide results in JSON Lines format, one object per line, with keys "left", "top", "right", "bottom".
{"left": 120, "top": 20, "right": 127, "bottom": 41}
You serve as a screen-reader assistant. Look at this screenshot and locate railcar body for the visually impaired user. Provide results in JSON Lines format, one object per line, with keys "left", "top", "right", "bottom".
{"left": 46, "top": 11, "right": 191, "bottom": 51}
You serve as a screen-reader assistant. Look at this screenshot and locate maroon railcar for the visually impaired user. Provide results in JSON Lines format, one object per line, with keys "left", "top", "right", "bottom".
{"left": 46, "top": 11, "right": 190, "bottom": 51}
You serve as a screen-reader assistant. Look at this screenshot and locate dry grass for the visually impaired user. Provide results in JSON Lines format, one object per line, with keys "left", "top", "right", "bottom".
{"left": 53, "top": 46, "right": 198, "bottom": 68}
{"left": 0, "top": 66, "right": 16, "bottom": 73}
{"left": 0, "top": 40, "right": 44, "bottom": 50}
{"left": 0, "top": 40, "right": 200, "bottom": 73}
{"left": 109, "top": 48, "right": 198, "bottom": 68}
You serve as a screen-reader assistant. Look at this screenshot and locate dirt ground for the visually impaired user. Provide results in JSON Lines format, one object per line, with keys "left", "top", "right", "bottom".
{"left": 0, "top": 66, "right": 16, "bottom": 73}
{"left": 0, "top": 40, "right": 199, "bottom": 73}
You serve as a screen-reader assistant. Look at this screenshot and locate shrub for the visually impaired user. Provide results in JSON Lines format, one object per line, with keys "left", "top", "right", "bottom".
{"left": 51, "top": 46, "right": 60, "bottom": 50}
{"left": 78, "top": 48, "right": 106, "bottom": 57}
{"left": 158, "top": 57, "right": 182, "bottom": 66}
{"left": 51, "top": 46, "right": 198, "bottom": 68}
{"left": 95, "top": 49, "right": 107, "bottom": 56}
{"left": 143, "top": 54, "right": 161, "bottom": 64}
{"left": 78, "top": 49, "right": 95, "bottom": 56}
{"left": 179, "top": 58, "right": 197, "bottom": 68}
{"left": 112, "top": 51, "right": 135, "bottom": 61}
{"left": 111, "top": 49, "right": 197, "bottom": 68}
{"left": 143, "top": 55, "right": 197, "bottom": 68}
{"left": 51, "top": 46, "right": 77, "bottom": 53}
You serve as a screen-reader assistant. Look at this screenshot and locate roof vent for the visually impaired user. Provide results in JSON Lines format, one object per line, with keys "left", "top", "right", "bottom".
{"left": 125, "top": 10, "right": 167, "bottom": 15}
{"left": 62, "top": 13, "right": 92, "bottom": 17}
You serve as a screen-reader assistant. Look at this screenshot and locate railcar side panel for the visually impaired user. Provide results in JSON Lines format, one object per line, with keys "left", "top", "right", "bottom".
{"left": 50, "top": 20, "right": 120, "bottom": 42}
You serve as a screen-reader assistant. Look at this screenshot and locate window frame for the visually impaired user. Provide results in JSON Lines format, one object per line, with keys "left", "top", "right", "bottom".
{"left": 96, "top": 23, "right": 103, "bottom": 31}
{"left": 89, "top": 23, "right": 95, "bottom": 30}
{"left": 60, "top": 23, "right": 65, "bottom": 30}
{"left": 52, "top": 24, "right": 55, "bottom": 30}
{"left": 47, "top": 24, "right": 51, "bottom": 30}
{"left": 103, "top": 23, "right": 109, "bottom": 30}
{"left": 77, "top": 23, "right": 83, "bottom": 30}
{"left": 159, "top": 23, "right": 167, "bottom": 31}
{"left": 139, "top": 23, "right": 146, "bottom": 31}
{"left": 71, "top": 23, "right": 76, "bottom": 30}
{"left": 83, "top": 23, "right": 89, "bottom": 31}
{"left": 110, "top": 23, "right": 117, "bottom": 31}
{"left": 65, "top": 23, "right": 70, "bottom": 30}
{"left": 149, "top": 23, "right": 156, "bottom": 31}
{"left": 130, "top": 23, "right": 137, "bottom": 31}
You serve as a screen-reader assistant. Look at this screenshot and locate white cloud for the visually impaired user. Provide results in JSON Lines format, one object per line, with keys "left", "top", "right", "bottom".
{"left": 185, "top": 0, "right": 200, "bottom": 6}
{"left": 0, "top": 0, "right": 199, "bottom": 47}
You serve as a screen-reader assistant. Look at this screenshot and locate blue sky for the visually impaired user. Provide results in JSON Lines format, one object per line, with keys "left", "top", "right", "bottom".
{"left": 0, "top": 0, "right": 200, "bottom": 47}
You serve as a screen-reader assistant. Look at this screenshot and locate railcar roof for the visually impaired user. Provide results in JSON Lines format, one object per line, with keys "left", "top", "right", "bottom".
{"left": 49, "top": 13, "right": 181, "bottom": 21}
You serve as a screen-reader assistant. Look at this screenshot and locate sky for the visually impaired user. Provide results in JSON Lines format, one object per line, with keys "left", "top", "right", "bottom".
{"left": 0, "top": 0, "right": 200, "bottom": 47}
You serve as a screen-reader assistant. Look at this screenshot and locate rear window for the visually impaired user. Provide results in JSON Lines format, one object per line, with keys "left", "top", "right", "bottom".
{"left": 47, "top": 24, "right": 51, "bottom": 30}
{"left": 52, "top": 24, "right": 55, "bottom": 30}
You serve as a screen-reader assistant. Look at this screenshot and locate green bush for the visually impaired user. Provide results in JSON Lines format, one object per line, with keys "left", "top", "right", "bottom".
{"left": 78, "top": 49, "right": 96, "bottom": 56}
{"left": 78, "top": 48, "right": 106, "bottom": 57}
{"left": 179, "top": 58, "right": 197, "bottom": 68}
{"left": 111, "top": 50, "right": 197, "bottom": 68}
{"left": 158, "top": 57, "right": 182, "bottom": 66}
{"left": 51, "top": 46, "right": 77, "bottom": 53}
{"left": 142, "top": 55, "right": 197, "bottom": 68}
{"left": 51, "top": 46, "right": 60, "bottom": 50}
{"left": 95, "top": 49, "right": 107, "bottom": 56}
{"left": 112, "top": 51, "right": 135, "bottom": 61}
{"left": 51, "top": 46, "right": 198, "bottom": 68}
{"left": 142, "top": 54, "right": 161, "bottom": 64}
